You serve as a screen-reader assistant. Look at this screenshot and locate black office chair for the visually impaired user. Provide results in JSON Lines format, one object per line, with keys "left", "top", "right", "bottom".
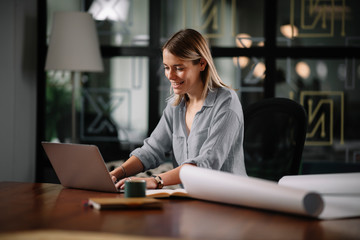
{"left": 243, "top": 98, "right": 307, "bottom": 181}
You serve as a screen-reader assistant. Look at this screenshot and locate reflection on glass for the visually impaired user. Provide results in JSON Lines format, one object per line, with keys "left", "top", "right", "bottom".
{"left": 91, "top": 0, "right": 149, "bottom": 46}
{"left": 295, "top": 61, "right": 311, "bottom": 79}
{"left": 276, "top": 59, "right": 360, "bottom": 165}
{"left": 277, "top": 0, "right": 360, "bottom": 46}
{"left": 233, "top": 56, "right": 250, "bottom": 69}
{"left": 253, "top": 62, "right": 266, "bottom": 79}
{"left": 47, "top": 0, "right": 149, "bottom": 47}
{"left": 215, "top": 57, "right": 265, "bottom": 106}
{"left": 280, "top": 24, "right": 298, "bottom": 39}
{"left": 85, "top": 57, "right": 148, "bottom": 140}
{"left": 160, "top": 0, "right": 264, "bottom": 47}
{"left": 45, "top": 57, "right": 149, "bottom": 161}
{"left": 88, "top": 0, "right": 130, "bottom": 21}
{"left": 235, "top": 33, "right": 252, "bottom": 48}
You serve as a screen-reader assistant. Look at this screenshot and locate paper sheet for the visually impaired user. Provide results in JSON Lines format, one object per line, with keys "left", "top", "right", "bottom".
{"left": 278, "top": 172, "right": 360, "bottom": 194}
{"left": 279, "top": 172, "right": 360, "bottom": 219}
{"left": 180, "top": 166, "right": 360, "bottom": 220}
{"left": 179, "top": 165, "right": 324, "bottom": 218}
{"left": 320, "top": 195, "right": 360, "bottom": 219}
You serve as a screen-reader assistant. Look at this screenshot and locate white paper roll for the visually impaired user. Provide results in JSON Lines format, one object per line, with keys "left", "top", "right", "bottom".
{"left": 180, "top": 165, "right": 324, "bottom": 217}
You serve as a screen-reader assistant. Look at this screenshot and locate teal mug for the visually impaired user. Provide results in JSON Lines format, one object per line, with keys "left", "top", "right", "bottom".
{"left": 124, "top": 179, "right": 146, "bottom": 198}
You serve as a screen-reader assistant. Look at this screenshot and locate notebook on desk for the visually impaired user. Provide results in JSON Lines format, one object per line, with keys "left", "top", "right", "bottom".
{"left": 42, "top": 142, "right": 122, "bottom": 193}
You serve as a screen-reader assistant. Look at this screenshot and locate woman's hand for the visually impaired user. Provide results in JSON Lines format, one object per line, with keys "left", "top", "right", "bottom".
{"left": 109, "top": 156, "right": 145, "bottom": 187}
{"left": 115, "top": 177, "right": 158, "bottom": 190}
{"left": 109, "top": 172, "right": 118, "bottom": 184}
{"left": 110, "top": 162, "right": 194, "bottom": 190}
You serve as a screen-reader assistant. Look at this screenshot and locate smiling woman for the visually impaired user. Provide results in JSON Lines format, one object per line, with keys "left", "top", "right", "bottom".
{"left": 163, "top": 48, "right": 207, "bottom": 135}
{"left": 110, "top": 29, "right": 247, "bottom": 190}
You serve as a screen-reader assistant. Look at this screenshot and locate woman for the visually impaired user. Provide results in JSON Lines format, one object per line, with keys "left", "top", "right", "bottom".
{"left": 111, "top": 29, "right": 246, "bottom": 189}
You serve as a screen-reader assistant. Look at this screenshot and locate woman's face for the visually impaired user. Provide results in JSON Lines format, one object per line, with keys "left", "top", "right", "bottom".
{"left": 163, "top": 49, "right": 205, "bottom": 97}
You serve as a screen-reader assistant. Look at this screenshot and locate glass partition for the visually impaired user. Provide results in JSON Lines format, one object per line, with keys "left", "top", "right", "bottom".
{"left": 276, "top": 58, "right": 360, "bottom": 167}
{"left": 89, "top": 0, "right": 149, "bottom": 46}
{"left": 47, "top": 0, "right": 149, "bottom": 46}
{"left": 277, "top": 0, "right": 360, "bottom": 47}
{"left": 45, "top": 56, "right": 149, "bottom": 162}
{"left": 45, "top": 0, "right": 150, "bottom": 163}
{"left": 40, "top": 0, "right": 360, "bottom": 183}
{"left": 160, "top": 0, "right": 264, "bottom": 47}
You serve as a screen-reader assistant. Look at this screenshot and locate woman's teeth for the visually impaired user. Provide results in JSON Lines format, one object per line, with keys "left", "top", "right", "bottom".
{"left": 173, "top": 81, "right": 184, "bottom": 86}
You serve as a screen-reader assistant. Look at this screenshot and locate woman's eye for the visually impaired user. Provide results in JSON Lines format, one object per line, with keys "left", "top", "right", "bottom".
{"left": 163, "top": 66, "right": 184, "bottom": 72}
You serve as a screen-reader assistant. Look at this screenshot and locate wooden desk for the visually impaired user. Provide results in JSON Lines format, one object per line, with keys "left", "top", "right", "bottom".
{"left": 0, "top": 182, "right": 359, "bottom": 240}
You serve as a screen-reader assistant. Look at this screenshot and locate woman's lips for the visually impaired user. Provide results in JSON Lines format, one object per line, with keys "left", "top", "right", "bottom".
{"left": 172, "top": 81, "right": 184, "bottom": 88}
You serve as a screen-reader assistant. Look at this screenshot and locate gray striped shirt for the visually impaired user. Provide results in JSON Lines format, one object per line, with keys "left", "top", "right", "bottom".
{"left": 130, "top": 87, "right": 247, "bottom": 176}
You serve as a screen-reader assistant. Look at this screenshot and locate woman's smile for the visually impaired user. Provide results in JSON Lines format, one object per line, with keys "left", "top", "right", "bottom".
{"left": 171, "top": 80, "right": 185, "bottom": 89}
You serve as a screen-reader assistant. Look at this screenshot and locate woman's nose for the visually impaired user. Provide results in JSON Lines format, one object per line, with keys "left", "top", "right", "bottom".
{"left": 167, "top": 69, "right": 176, "bottom": 80}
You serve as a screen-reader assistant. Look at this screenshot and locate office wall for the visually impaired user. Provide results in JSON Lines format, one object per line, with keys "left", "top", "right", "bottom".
{"left": 0, "top": 0, "right": 37, "bottom": 182}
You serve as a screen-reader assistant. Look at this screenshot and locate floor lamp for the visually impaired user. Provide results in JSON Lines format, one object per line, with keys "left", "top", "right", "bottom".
{"left": 45, "top": 12, "right": 103, "bottom": 143}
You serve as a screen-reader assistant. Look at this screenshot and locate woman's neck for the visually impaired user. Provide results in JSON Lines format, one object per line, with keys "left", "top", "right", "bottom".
{"left": 186, "top": 82, "right": 206, "bottom": 105}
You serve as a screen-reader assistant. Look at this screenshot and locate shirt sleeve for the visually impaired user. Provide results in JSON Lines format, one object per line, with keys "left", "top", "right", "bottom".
{"left": 183, "top": 108, "right": 243, "bottom": 170}
{"left": 130, "top": 103, "right": 174, "bottom": 170}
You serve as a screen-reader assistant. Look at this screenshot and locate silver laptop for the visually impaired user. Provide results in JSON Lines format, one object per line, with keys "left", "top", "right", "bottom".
{"left": 42, "top": 142, "right": 121, "bottom": 193}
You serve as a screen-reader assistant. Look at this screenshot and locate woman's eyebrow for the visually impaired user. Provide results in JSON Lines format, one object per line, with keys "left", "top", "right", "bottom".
{"left": 163, "top": 63, "right": 184, "bottom": 67}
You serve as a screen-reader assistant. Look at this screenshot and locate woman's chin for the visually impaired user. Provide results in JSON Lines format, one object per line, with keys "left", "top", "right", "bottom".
{"left": 172, "top": 88, "right": 185, "bottom": 95}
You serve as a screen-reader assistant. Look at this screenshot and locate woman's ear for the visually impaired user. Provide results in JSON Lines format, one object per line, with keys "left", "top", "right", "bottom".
{"left": 200, "top": 58, "right": 207, "bottom": 71}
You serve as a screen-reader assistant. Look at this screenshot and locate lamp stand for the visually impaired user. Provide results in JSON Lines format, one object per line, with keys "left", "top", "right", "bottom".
{"left": 71, "top": 71, "right": 80, "bottom": 143}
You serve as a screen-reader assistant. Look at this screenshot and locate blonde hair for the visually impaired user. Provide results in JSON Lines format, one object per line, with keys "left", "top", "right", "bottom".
{"left": 162, "top": 29, "right": 230, "bottom": 106}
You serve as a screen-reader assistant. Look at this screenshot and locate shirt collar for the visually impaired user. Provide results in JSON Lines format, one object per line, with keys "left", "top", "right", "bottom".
{"left": 203, "top": 88, "right": 218, "bottom": 107}
{"left": 179, "top": 87, "right": 219, "bottom": 110}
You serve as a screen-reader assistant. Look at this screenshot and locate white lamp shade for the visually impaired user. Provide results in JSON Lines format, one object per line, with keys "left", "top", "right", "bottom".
{"left": 45, "top": 12, "right": 103, "bottom": 72}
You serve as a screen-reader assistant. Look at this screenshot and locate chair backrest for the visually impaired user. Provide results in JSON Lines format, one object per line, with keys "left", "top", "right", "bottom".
{"left": 243, "top": 98, "right": 307, "bottom": 181}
